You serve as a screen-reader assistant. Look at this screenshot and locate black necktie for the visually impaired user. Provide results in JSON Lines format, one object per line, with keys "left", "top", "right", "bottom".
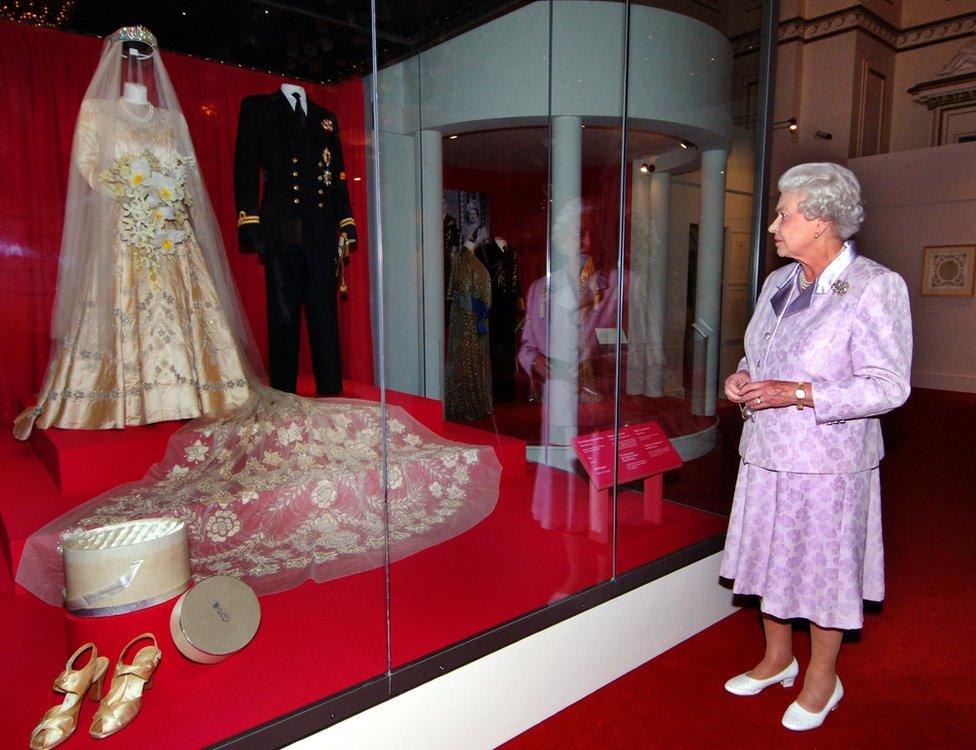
{"left": 292, "top": 92, "right": 306, "bottom": 127}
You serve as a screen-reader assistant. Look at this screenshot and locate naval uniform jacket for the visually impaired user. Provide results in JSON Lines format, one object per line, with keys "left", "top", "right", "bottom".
{"left": 738, "top": 247, "right": 912, "bottom": 475}
{"left": 234, "top": 91, "right": 356, "bottom": 255}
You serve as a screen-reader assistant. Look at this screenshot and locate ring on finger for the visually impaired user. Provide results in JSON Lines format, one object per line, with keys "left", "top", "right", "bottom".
{"left": 755, "top": 396, "right": 762, "bottom": 405}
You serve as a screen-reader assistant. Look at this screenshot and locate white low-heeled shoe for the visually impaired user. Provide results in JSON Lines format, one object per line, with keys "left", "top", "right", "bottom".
{"left": 781, "top": 676, "right": 843, "bottom": 731}
{"left": 724, "top": 657, "right": 799, "bottom": 696}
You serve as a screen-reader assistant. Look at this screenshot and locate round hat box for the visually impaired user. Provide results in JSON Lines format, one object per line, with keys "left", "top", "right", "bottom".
{"left": 170, "top": 576, "right": 260, "bottom": 663}
{"left": 63, "top": 517, "right": 190, "bottom": 616}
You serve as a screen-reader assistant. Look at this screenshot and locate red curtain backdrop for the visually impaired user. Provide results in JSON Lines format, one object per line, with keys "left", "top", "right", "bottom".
{"left": 0, "top": 20, "right": 374, "bottom": 422}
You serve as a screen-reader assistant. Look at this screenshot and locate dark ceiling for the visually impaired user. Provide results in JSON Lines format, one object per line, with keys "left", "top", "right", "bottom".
{"left": 0, "top": 0, "right": 531, "bottom": 83}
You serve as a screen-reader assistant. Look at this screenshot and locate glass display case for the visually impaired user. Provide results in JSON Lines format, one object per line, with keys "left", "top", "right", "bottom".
{"left": 0, "top": 1, "right": 771, "bottom": 746}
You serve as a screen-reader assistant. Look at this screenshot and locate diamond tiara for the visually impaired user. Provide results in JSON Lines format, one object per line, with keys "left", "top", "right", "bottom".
{"left": 110, "top": 26, "right": 158, "bottom": 49}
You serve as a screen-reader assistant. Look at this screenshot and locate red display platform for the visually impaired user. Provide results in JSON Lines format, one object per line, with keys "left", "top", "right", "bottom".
{"left": 28, "top": 419, "right": 184, "bottom": 499}
{"left": 0, "top": 380, "right": 728, "bottom": 748}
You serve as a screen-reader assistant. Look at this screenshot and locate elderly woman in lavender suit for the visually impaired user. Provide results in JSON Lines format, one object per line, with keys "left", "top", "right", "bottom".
{"left": 721, "top": 163, "right": 912, "bottom": 731}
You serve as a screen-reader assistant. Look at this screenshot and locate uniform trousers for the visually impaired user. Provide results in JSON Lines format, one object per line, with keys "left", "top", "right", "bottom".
{"left": 264, "top": 252, "right": 342, "bottom": 395}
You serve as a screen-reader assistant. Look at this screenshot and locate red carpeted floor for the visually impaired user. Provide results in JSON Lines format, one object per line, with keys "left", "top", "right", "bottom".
{"left": 0, "top": 381, "right": 732, "bottom": 748}
{"left": 502, "top": 388, "right": 976, "bottom": 749}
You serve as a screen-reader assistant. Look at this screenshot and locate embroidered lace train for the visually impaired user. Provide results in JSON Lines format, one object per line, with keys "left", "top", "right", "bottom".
{"left": 17, "top": 389, "right": 501, "bottom": 605}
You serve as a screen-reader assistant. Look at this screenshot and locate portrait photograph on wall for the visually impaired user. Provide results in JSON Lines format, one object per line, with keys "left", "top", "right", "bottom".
{"left": 447, "top": 189, "right": 492, "bottom": 247}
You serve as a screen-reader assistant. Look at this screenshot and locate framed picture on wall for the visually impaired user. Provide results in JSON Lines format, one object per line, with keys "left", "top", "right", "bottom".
{"left": 920, "top": 245, "right": 976, "bottom": 296}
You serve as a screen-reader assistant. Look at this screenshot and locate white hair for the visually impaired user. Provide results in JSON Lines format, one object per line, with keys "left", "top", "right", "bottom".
{"left": 778, "top": 162, "right": 864, "bottom": 240}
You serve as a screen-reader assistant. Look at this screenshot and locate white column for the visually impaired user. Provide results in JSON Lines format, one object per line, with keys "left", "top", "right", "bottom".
{"left": 626, "top": 160, "right": 651, "bottom": 395}
{"left": 692, "top": 148, "right": 728, "bottom": 416}
{"left": 645, "top": 169, "right": 670, "bottom": 396}
{"left": 546, "top": 115, "right": 583, "bottom": 445}
{"left": 627, "top": 164, "right": 669, "bottom": 397}
{"left": 419, "top": 129, "right": 444, "bottom": 400}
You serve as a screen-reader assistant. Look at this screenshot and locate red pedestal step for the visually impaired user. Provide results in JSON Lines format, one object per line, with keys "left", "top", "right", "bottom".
{"left": 28, "top": 420, "right": 183, "bottom": 499}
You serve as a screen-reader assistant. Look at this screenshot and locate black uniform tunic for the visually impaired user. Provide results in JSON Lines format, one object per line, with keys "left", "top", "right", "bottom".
{"left": 234, "top": 90, "right": 357, "bottom": 394}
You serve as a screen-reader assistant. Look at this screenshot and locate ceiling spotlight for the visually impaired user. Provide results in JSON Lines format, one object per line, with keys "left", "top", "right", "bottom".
{"left": 639, "top": 163, "right": 655, "bottom": 174}
{"left": 814, "top": 130, "right": 833, "bottom": 141}
{"left": 353, "top": 176, "right": 362, "bottom": 182}
{"left": 679, "top": 140, "right": 691, "bottom": 149}
{"left": 448, "top": 134, "right": 459, "bottom": 140}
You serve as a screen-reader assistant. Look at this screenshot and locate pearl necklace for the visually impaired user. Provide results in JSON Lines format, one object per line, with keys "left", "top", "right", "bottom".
{"left": 799, "top": 245, "right": 845, "bottom": 293}
{"left": 119, "top": 98, "right": 155, "bottom": 123}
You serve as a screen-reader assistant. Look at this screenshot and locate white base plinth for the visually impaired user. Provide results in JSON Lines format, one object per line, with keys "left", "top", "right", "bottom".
{"left": 296, "top": 551, "right": 735, "bottom": 750}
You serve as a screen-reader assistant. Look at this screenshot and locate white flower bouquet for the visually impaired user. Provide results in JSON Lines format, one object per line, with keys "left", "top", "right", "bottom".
{"left": 99, "top": 149, "right": 194, "bottom": 281}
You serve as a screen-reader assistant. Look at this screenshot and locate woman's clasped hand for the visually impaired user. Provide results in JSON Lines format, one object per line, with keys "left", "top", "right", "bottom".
{"left": 724, "top": 372, "right": 802, "bottom": 410}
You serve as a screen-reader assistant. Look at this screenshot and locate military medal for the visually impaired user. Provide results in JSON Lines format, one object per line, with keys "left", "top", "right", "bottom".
{"left": 324, "top": 170, "right": 332, "bottom": 186}
{"left": 321, "top": 118, "right": 334, "bottom": 133}
{"left": 322, "top": 147, "right": 332, "bottom": 166}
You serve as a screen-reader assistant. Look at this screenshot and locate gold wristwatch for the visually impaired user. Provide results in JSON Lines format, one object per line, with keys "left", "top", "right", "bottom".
{"left": 794, "top": 383, "right": 806, "bottom": 410}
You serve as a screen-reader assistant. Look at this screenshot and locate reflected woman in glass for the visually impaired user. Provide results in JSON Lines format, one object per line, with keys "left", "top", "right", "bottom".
{"left": 518, "top": 217, "right": 618, "bottom": 414}
{"left": 721, "top": 163, "right": 912, "bottom": 731}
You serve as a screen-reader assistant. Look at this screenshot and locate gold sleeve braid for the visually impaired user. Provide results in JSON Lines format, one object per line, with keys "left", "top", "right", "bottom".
{"left": 237, "top": 210, "right": 260, "bottom": 227}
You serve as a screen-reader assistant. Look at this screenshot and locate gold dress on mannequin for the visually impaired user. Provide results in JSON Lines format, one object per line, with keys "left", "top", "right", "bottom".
{"left": 15, "top": 100, "right": 249, "bottom": 438}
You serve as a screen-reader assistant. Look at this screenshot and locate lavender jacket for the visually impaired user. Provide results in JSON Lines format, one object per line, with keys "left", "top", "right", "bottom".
{"left": 739, "top": 250, "right": 912, "bottom": 474}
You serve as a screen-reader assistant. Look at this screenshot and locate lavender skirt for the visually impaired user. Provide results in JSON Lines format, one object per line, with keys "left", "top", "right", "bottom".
{"left": 720, "top": 461, "right": 884, "bottom": 630}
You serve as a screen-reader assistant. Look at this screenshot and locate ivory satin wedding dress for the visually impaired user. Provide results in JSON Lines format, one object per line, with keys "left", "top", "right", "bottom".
{"left": 15, "top": 98, "right": 249, "bottom": 438}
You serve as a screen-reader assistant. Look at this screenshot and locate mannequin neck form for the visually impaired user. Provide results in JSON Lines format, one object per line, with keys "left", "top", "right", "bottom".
{"left": 280, "top": 83, "right": 306, "bottom": 110}
{"left": 122, "top": 82, "right": 148, "bottom": 105}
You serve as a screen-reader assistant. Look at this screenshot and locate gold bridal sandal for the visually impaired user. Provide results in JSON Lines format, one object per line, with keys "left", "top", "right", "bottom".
{"left": 29, "top": 643, "right": 109, "bottom": 750}
{"left": 89, "top": 633, "right": 161, "bottom": 739}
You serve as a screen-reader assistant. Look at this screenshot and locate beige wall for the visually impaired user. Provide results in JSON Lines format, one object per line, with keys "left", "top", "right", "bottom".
{"left": 850, "top": 31, "right": 897, "bottom": 156}
{"left": 849, "top": 142, "right": 976, "bottom": 392}
{"left": 769, "top": 2, "right": 976, "bottom": 156}
{"left": 890, "top": 35, "right": 975, "bottom": 151}
{"left": 788, "top": 32, "right": 859, "bottom": 159}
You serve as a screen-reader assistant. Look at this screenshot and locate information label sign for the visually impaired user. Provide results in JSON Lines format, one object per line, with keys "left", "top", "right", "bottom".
{"left": 571, "top": 421, "right": 683, "bottom": 491}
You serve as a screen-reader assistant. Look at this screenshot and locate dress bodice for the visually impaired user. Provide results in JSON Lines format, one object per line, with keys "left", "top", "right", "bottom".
{"left": 76, "top": 99, "right": 184, "bottom": 189}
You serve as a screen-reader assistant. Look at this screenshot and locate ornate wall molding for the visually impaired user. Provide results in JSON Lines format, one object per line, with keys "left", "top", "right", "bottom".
{"left": 730, "top": 7, "right": 976, "bottom": 57}
{"left": 897, "top": 16, "right": 976, "bottom": 50}
{"left": 909, "top": 37, "right": 976, "bottom": 112}
{"left": 777, "top": 8, "right": 897, "bottom": 48}
{"left": 913, "top": 87, "right": 976, "bottom": 111}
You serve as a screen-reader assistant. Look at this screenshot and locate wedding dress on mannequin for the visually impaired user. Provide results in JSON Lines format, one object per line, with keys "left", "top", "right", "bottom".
{"left": 15, "top": 27, "right": 500, "bottom": 607}
{"left": 14, "top": 30, "right": 251, "bottom": 439}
